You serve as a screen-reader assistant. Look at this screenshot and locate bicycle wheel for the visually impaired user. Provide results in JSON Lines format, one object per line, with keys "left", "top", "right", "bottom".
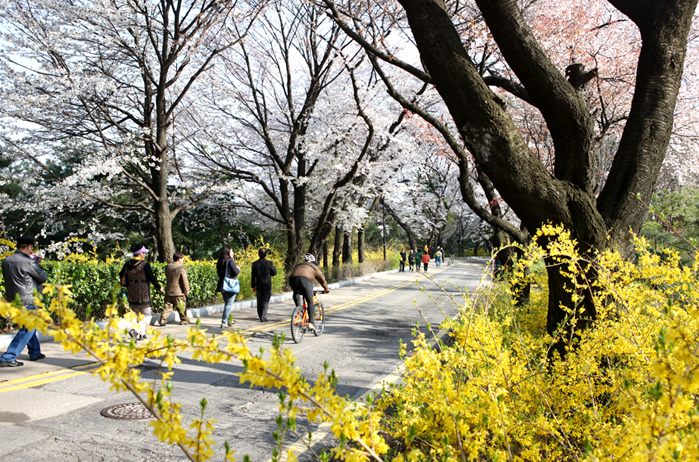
{"left": 290, "top": 305, "right": 306, "bottom": 343}
{"left": 313, "top": 302, "right": 325, "bottom": 336}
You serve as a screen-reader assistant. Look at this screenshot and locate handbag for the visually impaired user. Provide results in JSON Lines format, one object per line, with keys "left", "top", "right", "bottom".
{"left": 222, "top": 262, "right": 240, "bottom": 293}
{"left": 222, "top": 276, "right": 240, "bottom": 293}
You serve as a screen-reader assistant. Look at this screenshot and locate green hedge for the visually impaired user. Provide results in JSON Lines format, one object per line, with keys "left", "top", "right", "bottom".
{"left": 0, "top": 256, "right": 385, "bottom": 324}
{"left": 0, "top": 260, "right": 289, "bottom": 322}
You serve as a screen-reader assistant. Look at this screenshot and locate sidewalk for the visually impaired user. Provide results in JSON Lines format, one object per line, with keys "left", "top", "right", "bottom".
{"left": 0, "top": 267, "right": 400, "bottom": 350}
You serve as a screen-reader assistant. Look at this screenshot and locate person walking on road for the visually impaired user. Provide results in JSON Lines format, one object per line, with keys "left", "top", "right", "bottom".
{"left": 435, "top": 247, "right": 443, "bottom": 268}
{"left": 0, "top": 236, "right": 48, "bottom": 367}
{"left": 120, "top": 244, "right": 163, "bottom": 340}
{"left": 217, "top": 246, "right": 240, "bottom": 328}
{"left": 158, "top": 251, "right": 191, "bottom": 326}
{"left": 251, "top": 248, "right": 277, "bottom": 322}
{"left": 450, "top": 246, "right": 455, "bottom": 262}
{"left": 288, "top": 254, "right": 329, "bottom": 332}
{"left": 415, "top": 249, "right": 423, "bottom": 272}
{"left": 399, "top": 248, "right": 407, "bottom": 272}
{"left": 421, "top": 250, "right": 431, "bottom": 272}
{"left": 408, "top": 249, "right": 415, "bottom": 272}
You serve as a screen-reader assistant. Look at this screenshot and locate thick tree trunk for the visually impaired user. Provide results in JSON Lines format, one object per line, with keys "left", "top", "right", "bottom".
{"left": 288, "top": 158, "right": 307, "bottom": 270}
{"left": 598, "top": 0, "right": 697, "bottom": 257}
{"left": 285, "top": 227, "right": 302, "bottom": 273}
{"left": 396, "top": 0, "right": 696, "bottom": 340}
{"left": 545, "top": 258, "right": 597, "bottom": 358}
{"left": 342, "top": 230, "right": 353, "bottom": 264}
{"left": 153, "top": 200, "right": 175, "bottom": 263}
{"left": 150, "top": 121, "right": 175, "bottom": 263}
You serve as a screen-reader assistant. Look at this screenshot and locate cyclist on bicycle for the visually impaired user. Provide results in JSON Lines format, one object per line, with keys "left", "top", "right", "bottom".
{"left": 289, "top": 253, "right": 330, "bottom": 331}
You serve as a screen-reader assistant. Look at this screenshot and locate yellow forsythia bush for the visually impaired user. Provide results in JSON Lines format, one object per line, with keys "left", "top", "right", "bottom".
{"left": 2, "top": 225, "right": 698, "bottom": 462}
{"left": 379, "top": 224, "right": 699, "bottom": 461}
{"left": 0, "top": 284, "right": 388, "bottom": 462}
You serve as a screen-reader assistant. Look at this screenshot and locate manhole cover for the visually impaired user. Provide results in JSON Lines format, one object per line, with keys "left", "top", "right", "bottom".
{"left": 100, "top": 402, "right": 152, "bottom": 420}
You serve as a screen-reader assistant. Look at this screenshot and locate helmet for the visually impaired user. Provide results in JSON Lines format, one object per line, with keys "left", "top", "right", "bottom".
{"left": 303, "top": 253, "right": 315, "bottom": 263}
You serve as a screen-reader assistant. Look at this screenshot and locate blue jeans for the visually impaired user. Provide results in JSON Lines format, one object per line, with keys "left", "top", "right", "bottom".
{"left": 1, "top": 305, "right": 42, "bottom": 362}
{"left": 436, "top": 257, "right": 442, "bottom": 267}
{"left": 221, "top": 292, "right": 237, "bottom": 325}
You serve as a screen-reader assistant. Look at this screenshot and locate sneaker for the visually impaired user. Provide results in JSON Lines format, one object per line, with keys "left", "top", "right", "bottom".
{"left": 307, "top": 323, "right": 315, "bottom": 332}
{"left": 128, "top": 329, "right": 139, "bottom": 340}
{"left": 29, "top": 354, "right": 46, "bottom": 361}
{"left": 0, "top": 360, "right": 24, "bottom": 367}
{"left": 221, "top": 319, "right": 236, "bottom": 329}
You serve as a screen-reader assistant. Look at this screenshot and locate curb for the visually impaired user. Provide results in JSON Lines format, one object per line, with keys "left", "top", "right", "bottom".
{"left": 0, "top": 268, "right": 399, "bottom": 350}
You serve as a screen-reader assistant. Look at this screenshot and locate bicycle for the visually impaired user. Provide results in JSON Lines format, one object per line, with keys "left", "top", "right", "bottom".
{"left": 290, "top": 290, "right": 325, "bottom": 343}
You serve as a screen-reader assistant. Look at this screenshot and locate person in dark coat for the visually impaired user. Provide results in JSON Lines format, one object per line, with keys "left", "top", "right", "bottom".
{"left": 408, "top": 249, "right": 416, "bottom": 272}
{"left": 119, "top": 243, "right": 163, "bottom": 340}
{"left": 251, "top": 248, "right": 277, "bottom": 322}
{"left": 119, "top": 243, "right": 163, "bottom": 317}
{"left": 0, "top": 236, "right": 48, "bottom": 367}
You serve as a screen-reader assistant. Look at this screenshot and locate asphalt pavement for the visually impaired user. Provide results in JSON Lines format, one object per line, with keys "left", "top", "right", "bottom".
{"left": 0, "top": 258, "right": 490, "bottom": 462}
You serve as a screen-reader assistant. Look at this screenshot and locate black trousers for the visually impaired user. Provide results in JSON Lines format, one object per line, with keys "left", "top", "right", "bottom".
{"left": 399, "top": 261, "right": 405, "bottom": 272}
{"left": 288, "top": 276, "right": 315, "bottom": 324}
{"left": 256, "top": 283, "right": 272, "bottom": 320}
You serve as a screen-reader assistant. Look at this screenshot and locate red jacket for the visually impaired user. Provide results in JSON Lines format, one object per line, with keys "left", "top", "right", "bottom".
{"left": 421, "top": 254, "right": 430, "bottom": 264}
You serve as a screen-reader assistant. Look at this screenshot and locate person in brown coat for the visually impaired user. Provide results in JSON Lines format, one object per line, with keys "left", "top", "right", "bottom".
{"left": 288, "top": 253, "right": 329, "bottom": 331}
{"left": 158, "top": 251, "right": 192, "bottom": 326}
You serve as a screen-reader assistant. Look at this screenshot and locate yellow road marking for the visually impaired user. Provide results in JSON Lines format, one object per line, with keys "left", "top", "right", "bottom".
{"left": 241, "top": 279, "right": 417, "bottom": 336}
{"left": 0, "top": 264, "right": 467, "bottom": 393}
{"left": 0, "top": 370, "right": 95, "bottom": 393}
{"left": 1, "top": 368, "right": 74, "bottom": 386}
{"left": 241, "top": 267, "right": 455, "bottom": 336}
{"left": 0, "top": 362, "right": 100, "bottom": 394}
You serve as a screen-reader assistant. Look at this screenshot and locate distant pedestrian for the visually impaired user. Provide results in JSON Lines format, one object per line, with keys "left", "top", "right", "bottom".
{"left": 158, "top": 251, "right": 191, "bottom": 326}
{"left": 251, "top": 248, "right": 277, "bottom": 322}
{"left": 421, "top": 251, "right": 430, "bottom": 272}
{"left": 0, "top": 236, "right": 48, "bottom": 367}
{"left": 217, "top": 246, "right": 240, "bottom": 328}
{"left": 408, "top": 249, "right": 415, "bottom": 272}
{"left": 450, "top": 246, "right": 455, "bottom": 262}
{"left": 399, "top": 248, "right": 407, "bottom": 272}
{"left": 415, "top": 249, "right": 423, "bottom": 272}
{"left": 120, "top": 243, "right": 163, "bottom": 340}
{"left": 435, "top": 248, "right": 443, "bottom": 268}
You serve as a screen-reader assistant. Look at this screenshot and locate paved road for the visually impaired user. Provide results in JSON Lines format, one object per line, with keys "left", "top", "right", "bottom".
{"left": 0, "top": 258, "right": 489, "bottom": 462}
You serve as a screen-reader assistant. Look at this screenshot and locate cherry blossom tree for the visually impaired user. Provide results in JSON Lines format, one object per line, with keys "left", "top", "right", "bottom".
{"left": 322, "top": 0, "right": 699, "bottom": 346}
{"left": 0, "top": 0, "right": 264, "bottom": 261}
{"left": 187, "top": 1, "right": 411, "bottom": 270}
